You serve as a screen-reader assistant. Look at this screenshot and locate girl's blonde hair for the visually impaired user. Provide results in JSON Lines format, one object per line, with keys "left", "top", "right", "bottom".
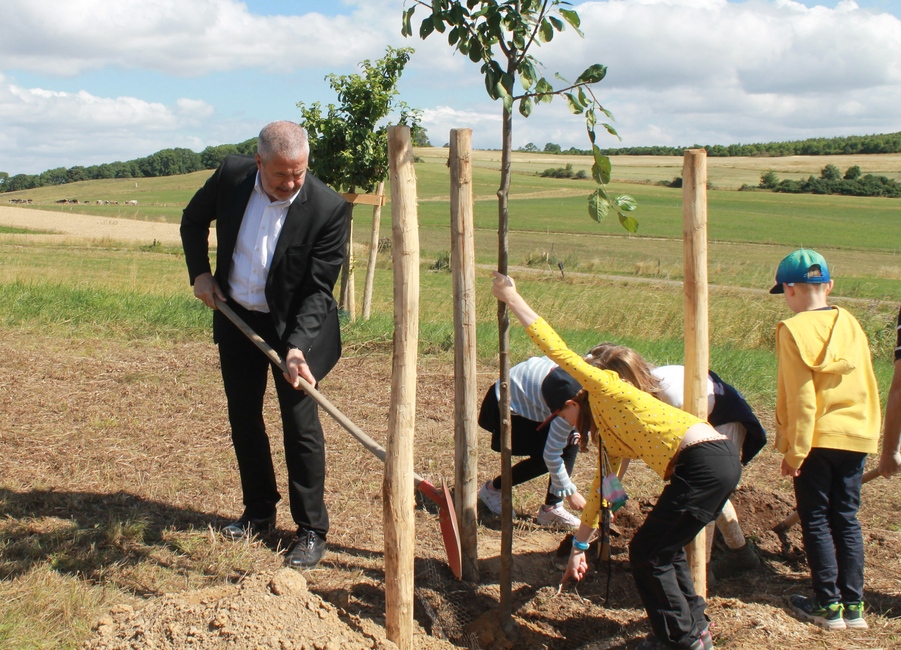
{"left": 575, "top": 343, "right": 662, "bottom": 450}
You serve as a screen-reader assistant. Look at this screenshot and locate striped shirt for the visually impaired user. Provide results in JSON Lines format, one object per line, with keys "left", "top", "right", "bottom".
{"left": 494, "top": 356, "right": 580, "bottom": 497}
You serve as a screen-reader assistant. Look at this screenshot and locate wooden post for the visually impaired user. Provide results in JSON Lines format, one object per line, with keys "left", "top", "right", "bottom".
{"left": 449, "top": 129, "right": 479, "bottom": 581}
{"left": 682, "top": 148, "right": 709, "bottom": 599}
{"left": 384, "top": 126, "right": 419, "bottom": 650}
{"left": 338, "top": 199, "right": 356, "bottom": 321}
{"left": 362, "top": 181, "right": 385, "bottom": 321}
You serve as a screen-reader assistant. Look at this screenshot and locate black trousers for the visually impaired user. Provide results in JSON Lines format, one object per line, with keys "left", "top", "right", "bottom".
{"left": 629, "top": 439, "right": 741, "bottom": 647}
{"left": 479, "top": 385, "right": 579, "bottom": 506}
{"left": 217, "top": 303, "right": 328, "bottom": 537}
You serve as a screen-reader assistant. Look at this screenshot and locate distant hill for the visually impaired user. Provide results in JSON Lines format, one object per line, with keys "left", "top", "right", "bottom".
{"left": 3, "top": 131, "right": 901, "bottom": 194}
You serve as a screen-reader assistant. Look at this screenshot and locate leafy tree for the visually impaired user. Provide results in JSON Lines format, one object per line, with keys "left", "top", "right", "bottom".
{"left": 412, "top": 126, "right": 432, "bottom": 147}
{"left": 519, "top": 142, "right": 539, "bottom": 152}
{"left": 759, "top": 170, "right": 779, "bottom": 189}
{"left": 821, "top": 164, "right": 842, "bottom": 181}
{"left": 40, "top": 167, "right": 68, "bottom": 186}
{"left": 297, "top": 46, "right": 420, "bottom": 319}
{"left": 201, "top": 144, "right": 240, "bottom": 169}
{"left": 543, "top": 142, "right": 561, "bottom": 153}
{"left": 844, "top": 165, "right": 861, "bottom": 181}
{"left": 0, "top": 172, "right": 8, "bottom": 188}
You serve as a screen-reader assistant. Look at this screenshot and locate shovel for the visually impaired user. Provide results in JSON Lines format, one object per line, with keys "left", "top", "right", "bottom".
{"left": 214, "top": 297, "right": 463, "bottom": 579}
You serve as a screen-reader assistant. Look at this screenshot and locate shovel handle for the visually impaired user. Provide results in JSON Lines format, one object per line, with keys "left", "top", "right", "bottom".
{"left": 214, "top": 297, "right": 427, "bottom": 487}
{"left": 773, "top": 467, "right": 881, "bottom": 534}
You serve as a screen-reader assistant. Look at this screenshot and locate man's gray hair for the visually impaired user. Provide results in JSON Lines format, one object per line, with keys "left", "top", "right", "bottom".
{"left": 257, "top": 121, "right": 310, "bottom": 161}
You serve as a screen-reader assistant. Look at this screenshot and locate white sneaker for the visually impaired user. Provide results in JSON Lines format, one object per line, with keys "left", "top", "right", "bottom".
{"left": 478, "top": 480, "right": 503, "bottom": 515}
{"left": 536, "top": 504, "right": 580, "bottom": 529}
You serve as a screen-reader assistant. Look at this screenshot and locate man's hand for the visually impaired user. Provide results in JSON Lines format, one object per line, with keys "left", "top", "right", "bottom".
{"left": 566, "top": 491, "right": 587, "bottom": 511}
{"left": 285, "top": 347, "right": 317, "bottom": 391}
{"left": 781, "top": 458, "right": 801, "bottom": 478}
{"left": 193, "top": 272, "right": 227, "bottom": 309}
{"left": 878, "top": 450, "right": 901, "bottom": 479}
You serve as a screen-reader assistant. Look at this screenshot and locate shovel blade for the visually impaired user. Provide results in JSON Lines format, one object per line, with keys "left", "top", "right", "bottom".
{"left": 416, "top": 478, "right": 462, "bottom": 579}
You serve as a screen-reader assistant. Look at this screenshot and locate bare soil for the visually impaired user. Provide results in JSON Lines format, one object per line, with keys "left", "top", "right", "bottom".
{"left": 1, "top": 209, "right": 899, "bottom": 649}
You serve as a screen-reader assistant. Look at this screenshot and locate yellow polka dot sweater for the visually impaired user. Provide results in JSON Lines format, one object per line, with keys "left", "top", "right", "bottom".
{"left": 526, "top": 318, "right": 703, "bottom": 529}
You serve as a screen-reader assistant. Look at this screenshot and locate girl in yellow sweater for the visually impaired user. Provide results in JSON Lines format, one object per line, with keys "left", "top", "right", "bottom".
{"left": 492, "top": 272, "right": 741, "bottom": 650}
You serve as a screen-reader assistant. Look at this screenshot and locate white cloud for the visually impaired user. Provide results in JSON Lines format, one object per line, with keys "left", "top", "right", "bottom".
{"left": 0, "top": 74, "right": 215, "bottom": 173}
{"left": 1, "top": 0, "right": 395, "bottom": 76}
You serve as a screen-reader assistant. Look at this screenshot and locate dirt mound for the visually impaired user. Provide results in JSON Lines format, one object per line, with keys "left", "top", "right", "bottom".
{"left": 84, "top": 568, "right": 398, "bottom": 650}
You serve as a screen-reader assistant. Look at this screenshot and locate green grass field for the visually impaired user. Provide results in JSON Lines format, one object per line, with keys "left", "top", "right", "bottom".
{"left": 2, "top": 151, "right": 898, "bottom": 405}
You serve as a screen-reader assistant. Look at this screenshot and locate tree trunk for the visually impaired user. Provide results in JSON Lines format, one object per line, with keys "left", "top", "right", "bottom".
{"left": 339, "top": 188, "right": 356, "bottom": 321}
{"left": 497, "top": 102, "right": 514, "bottom": 629}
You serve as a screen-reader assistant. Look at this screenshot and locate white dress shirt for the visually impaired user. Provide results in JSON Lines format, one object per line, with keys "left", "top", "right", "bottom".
{"left": 228, "top": 172, "right": 300, "bottom": 312}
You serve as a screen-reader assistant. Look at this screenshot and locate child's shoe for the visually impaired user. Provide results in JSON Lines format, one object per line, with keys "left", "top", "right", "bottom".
{"left": 478, "top": 480, "right": 503, "bottom": 515}
{"left": 788, "top": 595, "right": 846, "bottom": 630}
{"left": 843, "top": 601, "right": 868, "bottom": 629}
{"left": 536, "top": 503, "right": 580, "bottom": 529}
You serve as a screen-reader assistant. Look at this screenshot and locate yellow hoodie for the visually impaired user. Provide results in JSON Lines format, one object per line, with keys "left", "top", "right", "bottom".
{"left": 775, "top": 306, "right": 880, "bottom": 469}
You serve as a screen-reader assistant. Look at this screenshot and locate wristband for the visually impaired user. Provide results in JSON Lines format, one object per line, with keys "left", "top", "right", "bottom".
{"left": 572, "top": 539, "right": 590, "bottom": 551}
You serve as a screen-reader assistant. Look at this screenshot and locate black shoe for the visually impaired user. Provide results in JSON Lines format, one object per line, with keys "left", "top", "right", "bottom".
{"left": 285, "top": 528, "right": 327, "bottom": 568}
{"left": 221, "top": 513, "right": 276, "bottom": 541}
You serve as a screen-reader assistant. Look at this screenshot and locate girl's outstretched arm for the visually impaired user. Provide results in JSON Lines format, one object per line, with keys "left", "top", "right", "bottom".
{"left": 491, "top": 271, "right": 540, "bottom": 327}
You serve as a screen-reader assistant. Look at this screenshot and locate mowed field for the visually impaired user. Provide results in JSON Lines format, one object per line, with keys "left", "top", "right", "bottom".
{"left": 0, "top": 151, "right": 899, "bottom": 649}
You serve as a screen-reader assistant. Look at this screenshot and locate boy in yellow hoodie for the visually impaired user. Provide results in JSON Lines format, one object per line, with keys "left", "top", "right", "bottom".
{"left": 771, "top": 249, "right": 880, "bottom": 631}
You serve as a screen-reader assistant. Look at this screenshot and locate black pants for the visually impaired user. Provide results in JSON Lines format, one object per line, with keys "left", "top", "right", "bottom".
{"left": 629, "top": 439, "right": 741, "bottom": 647}
{"left": 479, "top": 385, "right": 578, "bottom": 506}
{"left": 218, "top": 304, "right": 328, "bottom": 537}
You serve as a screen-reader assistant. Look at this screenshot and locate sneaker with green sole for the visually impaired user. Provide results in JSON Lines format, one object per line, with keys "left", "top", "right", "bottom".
{"left": 843, "top": 601, "right": 868, "bottom": 629}
{"left": 788, "top": 595, "right": 846, "bottom": 630}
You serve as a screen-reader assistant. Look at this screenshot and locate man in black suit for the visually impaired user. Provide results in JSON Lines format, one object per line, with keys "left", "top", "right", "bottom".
{"left": 180, "top": 121, "right": 347, "bottom": 568}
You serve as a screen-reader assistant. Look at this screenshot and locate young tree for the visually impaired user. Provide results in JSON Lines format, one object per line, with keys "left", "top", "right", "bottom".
{"left": 403, "top": 0, "right": 637, "bottom": 621}
{"left": 298, "top": 46, "right": 420, "bottom": 319}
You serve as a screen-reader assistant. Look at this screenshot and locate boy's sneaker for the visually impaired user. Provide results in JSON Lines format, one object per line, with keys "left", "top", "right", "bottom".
{"left": 843, "top": 601, "right": 868, "bottom": 629}
{"left": 536, "top": 503, "right": 580, "bottom": 529}
{"left": 478, "top": 480, "right": 503, "bottom": 515}
{"left": 788, "top": 595, "right": 846, "bottom": 630}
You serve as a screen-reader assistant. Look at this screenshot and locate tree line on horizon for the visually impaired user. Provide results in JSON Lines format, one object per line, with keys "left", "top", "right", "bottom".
{"left": 2, "top": 131, "right": 900, "bottom": 195}
{"left": 521, "top": 131, "right": 901, "bottom": 158}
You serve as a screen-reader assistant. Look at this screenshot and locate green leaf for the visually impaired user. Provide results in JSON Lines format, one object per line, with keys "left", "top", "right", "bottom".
{"left": 469, "top": 39, "right": 483, "bottom": 62}
{"left": 560, "top": 8, "right": 581, "bottom": 30}
{"left": 576, "top": 64, "right": 607, "bottom": 85}
{"left": 586, "top": 108, "right": 597, "bottom": 129}
{"left": 502, "top": 93, "right": 514, "bottom": 113}
{"left": 518, "top": 96, "right": 533, "bottom": 117}
{"left": 536, "top": 77, "right": 554, "bottom": 101}
{"left": 602, "top": 122, "right": 620, "bottom": 139}
{"left": 549, "top": 16, "right": 563, "bottom": 31}
{"left": 592, "top": 150, "right": 612, "bottom": 184}
{"left": 448, "top": 26, "right": 460, "bottom": 46}
{"left": 420, "top": 17, "right": 435, "bottom": 39}
{"left": 434, "top": 14, "right": 446, "bottom": 33}
{"left": 564, "top": 92, "right": 583, "bottom": 114}
{"left": 539, "top": 19, "right": 553, "bottom": 42}
{"left": 614, "top": 194, "right": 638, "bottom": 212}
{"left": 402, "top": 7, "right": 414, "bottom": 37}
{"left": 519, "top": 59, "right": 536, "bottom": 90}
{"left": 618, "top": 213, "right": 639, "bottom": 233}
{"left": 588, "top": 190, "right": 609, "bottom": 223}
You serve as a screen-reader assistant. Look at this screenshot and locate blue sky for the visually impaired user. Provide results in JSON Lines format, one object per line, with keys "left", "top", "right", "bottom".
{"left": 2, "top": 0, "right": 900, "bottom": 175}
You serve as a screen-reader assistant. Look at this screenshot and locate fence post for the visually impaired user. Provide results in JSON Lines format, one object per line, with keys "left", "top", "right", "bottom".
{"left": 384, "top": 126, "right": 419, "bottom": 650}
{"left": 682, "top": 148, "right": 709, "bottom": 599}
{"left": 449, "top": 128, "right": 479, "bottom": 581}
{"left": 362, "top": 181, "right": 385, "bottom": 321}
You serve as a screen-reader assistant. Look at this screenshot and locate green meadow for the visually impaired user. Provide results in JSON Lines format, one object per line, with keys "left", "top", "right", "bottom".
{"left": 2, "top": 149, "right": 898, "bottom": 409}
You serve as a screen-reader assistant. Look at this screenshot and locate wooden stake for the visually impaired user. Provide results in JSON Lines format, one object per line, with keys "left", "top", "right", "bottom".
{"left": 449, "top": 129, "right": 479, "bottom": 581}
{"left": 682, "top": 148, "right": 709, "bottom": 599}
{"left": 339, "top": 200, "right": 356, "bottom": 321}
{"left": 384, "top": 126, "right": 419, "bottom": 650}
{"left": 362, "top": 181, "right": 385, "bottom": 321}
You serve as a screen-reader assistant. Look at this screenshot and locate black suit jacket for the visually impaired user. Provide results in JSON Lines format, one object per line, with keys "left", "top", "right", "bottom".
{"left": 180, "top": 155, "right": 348, "bottom": 380}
